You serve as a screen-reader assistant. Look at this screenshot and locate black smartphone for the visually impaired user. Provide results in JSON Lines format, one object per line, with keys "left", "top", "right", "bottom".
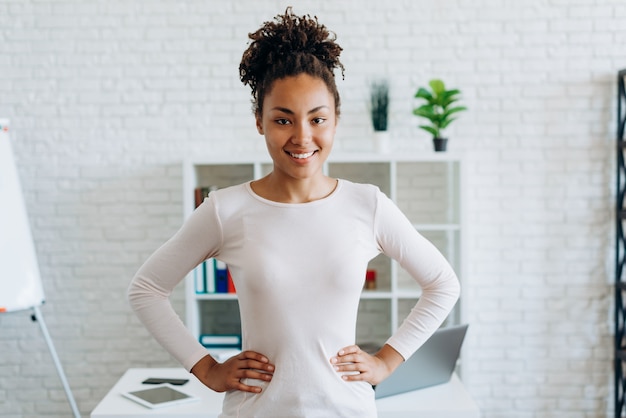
{"left": 142, "top": 377, "right": 189, "bottom": 386}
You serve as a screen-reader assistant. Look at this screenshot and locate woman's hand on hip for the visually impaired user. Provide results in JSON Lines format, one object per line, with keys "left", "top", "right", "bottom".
{"left": 330, "top": 343, "right": 404, "bottom": 386}
{"left": 191, "top": 351, "right": 274, "bottom": 394}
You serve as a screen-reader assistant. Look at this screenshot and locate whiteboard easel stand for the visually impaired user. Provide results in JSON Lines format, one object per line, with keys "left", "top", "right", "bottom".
{"left": 0, "top": 119, "right": 80, "bottom": 417}
{"left": 1, "top": 306, "right": 81, "bottom": 418}
{"left": 30, "top": 305, "right": 81, "bottom": 418}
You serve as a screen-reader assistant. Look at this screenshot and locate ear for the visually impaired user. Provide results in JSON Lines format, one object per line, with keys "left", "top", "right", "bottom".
{"left": 255, "top": 114, "right": 264, "bottom": 135}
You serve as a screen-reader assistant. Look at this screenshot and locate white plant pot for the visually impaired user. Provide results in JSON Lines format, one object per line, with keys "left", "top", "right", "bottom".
{"left": 373, "top": 131, "right": 391, "bottom": 154}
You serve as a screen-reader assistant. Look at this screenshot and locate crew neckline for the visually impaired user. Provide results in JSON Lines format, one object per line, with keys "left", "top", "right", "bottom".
{"left": 245, "top": 179, "right": 342, "bottom": 207}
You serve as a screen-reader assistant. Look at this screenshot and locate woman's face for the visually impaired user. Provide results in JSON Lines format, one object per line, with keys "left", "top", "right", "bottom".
{"left": 256, "top": 74, "right": 337, "bottom": 182}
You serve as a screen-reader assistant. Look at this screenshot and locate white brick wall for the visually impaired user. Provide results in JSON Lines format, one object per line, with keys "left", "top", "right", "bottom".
{"left": 0, "top": 0, "right": 623, "bottom": 416}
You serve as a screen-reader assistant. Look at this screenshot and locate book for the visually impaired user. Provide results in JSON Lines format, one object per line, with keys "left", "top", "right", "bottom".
{"left": 227, "top": 269, "right": 236, "bottom": 293}
{"left": 214, "top": 259, "right": 228, "bottom": 293}
{"left": 194, "top": 266, "right": 206, "bottom": 294}
{"left": 199, "top": 334, "right": 242, "bottom": 348}
{"left": 204, "top": 260, "right": 214, "bottom": 293}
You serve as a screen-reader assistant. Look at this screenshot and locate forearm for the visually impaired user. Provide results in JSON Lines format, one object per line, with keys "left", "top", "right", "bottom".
{"left": 386, "top": 270, "right": 460, "bottom": 360}
{"left": 373, "top": 344, "right": 405, "bottom": 383}
{"left": 128, "top": 273, "right": 210, "bottom": 370}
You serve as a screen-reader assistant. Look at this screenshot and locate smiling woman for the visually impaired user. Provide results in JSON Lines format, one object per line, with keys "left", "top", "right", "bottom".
{"left": 239, "top": 6, "right": 345, "bottom": 203}
{"left": 128, "top": 7, "right": 460, "bottom": 418}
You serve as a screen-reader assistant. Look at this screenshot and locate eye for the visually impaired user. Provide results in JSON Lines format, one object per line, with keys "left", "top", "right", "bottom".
{"left": 275, "top": 118, "right": 291, "bottom": 125}
{"left": 312, "top": 117, "right": 326, "bottom": 125}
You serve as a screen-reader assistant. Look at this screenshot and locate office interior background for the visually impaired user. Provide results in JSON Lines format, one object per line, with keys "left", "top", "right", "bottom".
{"left": 1, "top": 0, "right": 624, "bottom": 417}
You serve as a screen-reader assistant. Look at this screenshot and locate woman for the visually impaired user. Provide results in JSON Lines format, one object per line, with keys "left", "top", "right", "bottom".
{"left": 128, "top": 8, "right": 460, "bottom": 417}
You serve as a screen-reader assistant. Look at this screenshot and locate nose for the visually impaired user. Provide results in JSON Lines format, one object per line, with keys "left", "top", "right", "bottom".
{"left": 291, "top": 121, "right": 312, "bottom": 145}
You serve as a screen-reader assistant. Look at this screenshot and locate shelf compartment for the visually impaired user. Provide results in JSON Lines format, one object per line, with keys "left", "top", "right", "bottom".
{"left": 396, "top": 161, "right": 460, "bottom": 225}
{"left": 195, "top": 164, "right": 254, "bottom": 189}
{"left": 327, "top": 161, "right": 391, "bottom": 197}
{"left": 366, "top": 253, "right": 391, "bottom": 292}
{"left": 198, "top": 299, "right": 241, "bottom": 336}
{"left": 356, "top": 298, "right": 392, "bottom": 347}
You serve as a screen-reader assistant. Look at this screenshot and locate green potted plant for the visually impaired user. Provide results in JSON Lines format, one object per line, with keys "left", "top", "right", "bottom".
{"left": 370, "top": 79, "right": 390, "bottom": 153}
{"left": 413, "top": 79, "right": 467, "bottom": 152}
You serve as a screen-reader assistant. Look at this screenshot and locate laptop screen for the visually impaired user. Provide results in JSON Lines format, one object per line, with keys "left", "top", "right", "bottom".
{"left": 374, "top": 324, "right": 468, "bottom": 399}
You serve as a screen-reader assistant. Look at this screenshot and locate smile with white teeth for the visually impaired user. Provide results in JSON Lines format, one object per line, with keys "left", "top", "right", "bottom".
{"left": 288, "top": 151, "right": 315, "bottom": 159}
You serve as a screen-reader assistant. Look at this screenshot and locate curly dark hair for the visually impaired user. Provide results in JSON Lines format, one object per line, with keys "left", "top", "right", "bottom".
{"left": 239, "top": 7, "right": 345, "bottom": 117}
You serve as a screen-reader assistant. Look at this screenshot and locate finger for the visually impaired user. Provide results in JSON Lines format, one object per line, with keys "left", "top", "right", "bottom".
{"left": 334, "top": 353, "right": 363, "bottom": 365}
{"left": 341, "top": 371, "right": 367, "bottom": 382}
{"left": 334, "top": 363, "right": 362, "bottom": 374}
{"left": 240, "top": 369, "right": 273, "bottom": 382}
{"left": 231, "top": 372, "right": 273, "bottom": 393}
{"left": 337, "top": 345, "right": 360, "bottom": 356}
{"left": 236, "top": 351, "right": 275, "bottom": 373}
{"left": 232, "top": 380, "right": 264, "bottom": 393}
{"left": 237, "top": 358, "right": 275, "bottom": 373}
{"left": 239, "top": 351, "right": 271, "bottom": 363}
{"left": 335, "top": 361, "right": 367, "bottom": 381}
{"left": 331, "top": 346, "right": 363, "bottom": 365}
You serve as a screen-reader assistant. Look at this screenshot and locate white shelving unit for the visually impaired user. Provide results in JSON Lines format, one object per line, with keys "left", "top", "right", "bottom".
{"left": 183, "top": 153, "right": 466, "bottom": 348}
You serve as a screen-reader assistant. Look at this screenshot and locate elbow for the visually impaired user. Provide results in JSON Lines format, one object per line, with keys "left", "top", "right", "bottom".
{"left": 428, "top": 270, "right": 461, "bottom": 306}
{"left": 127, "top": 276, "right": 140, "bottom": 312}
{"left": 446, "top": 270, "right": 461, "bottom": 303}
{"left": 451, "top": 272, "right": 461, "bottom": 296}
{"left": 452, "top": 276, "right": 461, "bottom": 302}
{"left": 126, "top": 273, "right": 151, "bottom": 312}
{"left": 126, "top": 272, "right": 169, "bottom": 312}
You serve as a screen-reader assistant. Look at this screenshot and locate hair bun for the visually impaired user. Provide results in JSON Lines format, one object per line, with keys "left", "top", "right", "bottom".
{"left": 240, "top": 7, "right": 344, "bottom": 94}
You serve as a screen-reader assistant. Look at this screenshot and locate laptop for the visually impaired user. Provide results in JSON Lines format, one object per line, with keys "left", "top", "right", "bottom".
{"left": 374, "top": 323, "right": 469, "bottom": 399}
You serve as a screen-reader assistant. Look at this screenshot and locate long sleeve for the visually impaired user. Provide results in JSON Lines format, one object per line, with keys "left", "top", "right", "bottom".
{"left": 375, "top": 191, "right": 461, "bottom": 360}
{"left": 127, "top": 198, "right": 223, "bottom": 371}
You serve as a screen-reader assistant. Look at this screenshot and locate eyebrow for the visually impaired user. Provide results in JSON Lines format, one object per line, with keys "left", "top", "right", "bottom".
{"left": 270, "top": 105, "right": 330, "bottom": 115}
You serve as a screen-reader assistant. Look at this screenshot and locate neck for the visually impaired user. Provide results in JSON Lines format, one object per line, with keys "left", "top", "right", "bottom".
{"left": 252, "top": 173, "right": 337, "bottom": 204}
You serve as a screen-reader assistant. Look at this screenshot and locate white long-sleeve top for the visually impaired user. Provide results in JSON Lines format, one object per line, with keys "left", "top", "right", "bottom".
{"left": 128, "top": 179, "right": 460, "bottom": 418}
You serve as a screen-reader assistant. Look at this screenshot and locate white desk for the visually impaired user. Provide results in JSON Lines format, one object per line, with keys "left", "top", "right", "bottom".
{"left": 91, "top": 368, "right": 479, "bottom": 418}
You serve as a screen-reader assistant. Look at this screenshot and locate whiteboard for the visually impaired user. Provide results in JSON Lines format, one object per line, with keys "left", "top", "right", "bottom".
{"left": 0, "top": 119, "right": 45, "bottom": 312}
